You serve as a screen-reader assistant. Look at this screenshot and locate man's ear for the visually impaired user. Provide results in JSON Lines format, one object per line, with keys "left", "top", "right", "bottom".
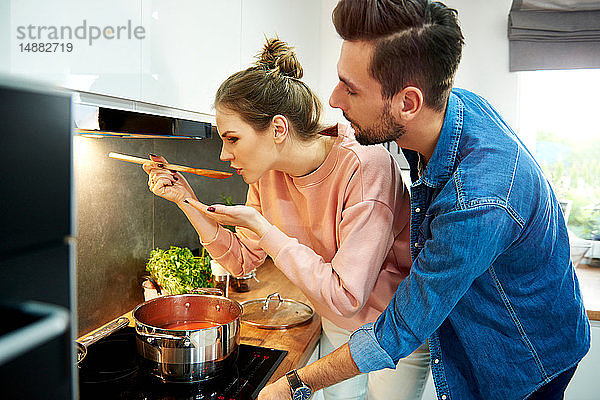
{"left": 391, "top": 86, "right": 423, "bottom": 121}
{"left": 272, "top": 115, "right": 289, "bottom": 144}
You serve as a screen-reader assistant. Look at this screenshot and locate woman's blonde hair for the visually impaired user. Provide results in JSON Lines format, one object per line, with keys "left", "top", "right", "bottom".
{"left": 214, "top": 37, "right": 324, "bottom": 141}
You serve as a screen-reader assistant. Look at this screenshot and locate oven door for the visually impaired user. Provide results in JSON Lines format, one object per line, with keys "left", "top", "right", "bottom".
{"left": 0, "top": 300, "right": 71, "bottom": 399}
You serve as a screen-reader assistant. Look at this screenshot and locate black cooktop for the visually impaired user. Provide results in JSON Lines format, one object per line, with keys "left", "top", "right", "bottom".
{"left": 78, "top": 327, "right": 287, "bottom": 400}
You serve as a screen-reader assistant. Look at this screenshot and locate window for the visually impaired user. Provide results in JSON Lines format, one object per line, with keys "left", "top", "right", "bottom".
{"left": 518, "top": 69, "right": 600, "bottom": 247}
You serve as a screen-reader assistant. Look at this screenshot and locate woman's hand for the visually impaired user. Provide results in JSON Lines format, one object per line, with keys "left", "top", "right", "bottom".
{"left": 257, "top": 376, "right": 290, "bottom": 400}
{"left": 142, "top": 154, "right": 197, "bottom": 205}
{"left": 184, "top": 198, "right": 273, "bottom": 238}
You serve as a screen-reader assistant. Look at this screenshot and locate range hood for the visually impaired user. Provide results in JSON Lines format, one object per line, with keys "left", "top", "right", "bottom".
{"left": 73, "top": 91, "right": 215, "bottom": 139}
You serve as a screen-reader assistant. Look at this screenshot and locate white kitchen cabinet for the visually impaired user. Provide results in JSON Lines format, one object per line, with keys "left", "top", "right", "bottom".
{"left": 1, "top": 0, "right": 142, "bottom": 101}
{"left": 565, "top": 320, "right": 600, "bottom": 400}
{"left": 1, "top": 0, "right": 326, "bottom": 117}
{"left": 0, "top": 1, "right": 10, "bottom": 73}
{"left": 138, "top": 0, "right": 323, "bottom": 115}
{"left": 140, "top": 1, "right": 242, "bottom": 113}
{"left": 419, "top": 321, "right": 600, "bottom": 399}
{"left": 240, "top": 0, "right": 323, "bottom": 95}
{"left": 1, "top": 0, "right": 242, "bottom": 114}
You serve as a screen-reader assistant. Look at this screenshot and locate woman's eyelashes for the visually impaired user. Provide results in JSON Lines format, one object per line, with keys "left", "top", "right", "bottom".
{"left": 226, "top": 137, "right": 238, "bottom": 143}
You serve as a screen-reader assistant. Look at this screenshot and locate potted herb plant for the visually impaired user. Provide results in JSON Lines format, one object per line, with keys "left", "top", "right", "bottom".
{"left": 144, "top": 246, "right": 214, "bottom": 296}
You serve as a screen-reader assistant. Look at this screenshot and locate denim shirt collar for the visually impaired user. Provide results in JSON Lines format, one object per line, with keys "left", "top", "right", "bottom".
{"left": 411, "top": 91, "right": 464, "bottom": 189}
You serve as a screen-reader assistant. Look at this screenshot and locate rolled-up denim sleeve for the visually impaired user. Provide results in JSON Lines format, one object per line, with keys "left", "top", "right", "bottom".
{"left": 348, "top": 323, "right": 396, "bottom": 372}
{"left": 349, "top": 205, "right": 521, "bottom": 371}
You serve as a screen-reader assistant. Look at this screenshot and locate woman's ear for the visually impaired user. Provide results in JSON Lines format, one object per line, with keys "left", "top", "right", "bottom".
{"left": 391, "top": 86, "right": 423, "bottom": 122}
{"left": 272, "top": 115, "right": 289, "bottom": 144}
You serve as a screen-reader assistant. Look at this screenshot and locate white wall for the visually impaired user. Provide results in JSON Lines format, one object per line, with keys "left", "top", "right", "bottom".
{"left": 318, "top": 0, "right": 344, "bottom": 125}
{"left": 446, "top": 0, "right": 518, "bottom": 128}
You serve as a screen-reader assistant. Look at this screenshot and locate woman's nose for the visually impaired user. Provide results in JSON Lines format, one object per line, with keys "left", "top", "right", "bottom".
{"left": 220, "top": 146, "right": 233, "bottom": 161}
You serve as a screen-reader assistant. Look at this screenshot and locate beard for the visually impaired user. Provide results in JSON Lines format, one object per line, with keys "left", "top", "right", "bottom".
{"left": 346, "top": 101, "right": 406, "bottom": 146}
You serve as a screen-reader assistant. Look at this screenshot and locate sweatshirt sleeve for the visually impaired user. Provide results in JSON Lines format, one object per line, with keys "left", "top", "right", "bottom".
{"left": 201, "top": 184, "right": 267, "bottom": 277}
{"left": 259, "top": 197, "right": 401, "bottom": 318}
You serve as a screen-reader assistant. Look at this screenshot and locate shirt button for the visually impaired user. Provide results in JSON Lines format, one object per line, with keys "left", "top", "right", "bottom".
{"left": 414, "top": 243, "right": 419, "bottom": 248}
{"left": 441, "top": 395, "right": 447, "bottom": 400}
{"left": 415, "top": 207, "right": 421, "bottom": 213}
{"left": 434, "top": 358, "right": 440, "bottom": 364}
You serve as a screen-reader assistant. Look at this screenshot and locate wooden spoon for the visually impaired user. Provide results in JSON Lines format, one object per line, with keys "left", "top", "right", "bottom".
{"left": 108, "top": 152, "right": 233, "bottom": 179}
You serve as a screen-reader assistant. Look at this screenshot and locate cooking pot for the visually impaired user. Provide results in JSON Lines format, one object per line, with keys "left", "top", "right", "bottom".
{"left": 132, "top": 293, "right": 242, "bottom": 382}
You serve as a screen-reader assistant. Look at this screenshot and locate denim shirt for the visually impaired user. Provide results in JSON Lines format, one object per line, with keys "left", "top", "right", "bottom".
{"left": 348, "top": 89, "right": 590, "bottom": 400}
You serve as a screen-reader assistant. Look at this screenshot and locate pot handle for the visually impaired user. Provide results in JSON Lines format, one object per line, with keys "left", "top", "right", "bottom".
{"left": 137, "top": 330, "right": 196, "bottom": 347}
{"left": 262, "top": 292, "right": 284, "bottom": 311}
{"left": 78, "top": 317, "right": 129, "bottom": 348}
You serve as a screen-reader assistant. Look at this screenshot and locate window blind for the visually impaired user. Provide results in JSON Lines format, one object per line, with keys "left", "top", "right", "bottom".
{"left": 508, "top": 0, "right": 600, "bottom": 71}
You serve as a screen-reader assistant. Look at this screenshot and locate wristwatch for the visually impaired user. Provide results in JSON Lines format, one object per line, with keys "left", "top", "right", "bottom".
{"left": 286, "top": 369, "right": 313, "bottom": 400}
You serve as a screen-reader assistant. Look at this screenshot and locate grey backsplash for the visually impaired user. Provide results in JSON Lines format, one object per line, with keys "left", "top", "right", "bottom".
{"left": 74, "top": 134, "right": 248, "bottom": 335}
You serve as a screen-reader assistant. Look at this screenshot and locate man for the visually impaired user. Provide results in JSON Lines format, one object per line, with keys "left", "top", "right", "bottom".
{"left": 258, "top": 0, "right": 590, "bottom": 399}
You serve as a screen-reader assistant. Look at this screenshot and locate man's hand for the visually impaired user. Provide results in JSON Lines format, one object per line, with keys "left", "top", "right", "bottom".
{"left": 257, "top": 343, "right": 361, "bottom": 400}
{"left": 257, "top": 376, "right": 290, "bottom": 400}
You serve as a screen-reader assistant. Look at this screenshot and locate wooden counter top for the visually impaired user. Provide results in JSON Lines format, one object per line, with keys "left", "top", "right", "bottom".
{"left": 575, "top": 263, "right": 600, "bottom": 321}
{"left": 228, "top": 258, "right": 322, "bottom": 384}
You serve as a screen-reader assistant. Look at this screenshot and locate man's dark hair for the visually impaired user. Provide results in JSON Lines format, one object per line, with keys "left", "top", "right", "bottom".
{"left": 333, "top": 0, "right": 464, "bottom": 111}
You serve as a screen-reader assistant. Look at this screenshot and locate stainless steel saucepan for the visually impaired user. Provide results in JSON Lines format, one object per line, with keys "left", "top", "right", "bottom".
{"left": 132, "top": 293, "right": 243, "bottom": 382}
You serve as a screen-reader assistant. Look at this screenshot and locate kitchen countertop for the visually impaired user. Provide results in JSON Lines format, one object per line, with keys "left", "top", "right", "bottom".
{"left": 575, "top": 263, "right": 600, "bottom": 321}
{"left": 228, "top": 258, "right": 322, "bottom": 384}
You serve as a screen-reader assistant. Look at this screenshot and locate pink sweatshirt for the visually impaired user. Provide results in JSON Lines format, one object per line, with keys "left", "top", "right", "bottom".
{"left": 202, "top": 124, "right": 411, "bottom": 331}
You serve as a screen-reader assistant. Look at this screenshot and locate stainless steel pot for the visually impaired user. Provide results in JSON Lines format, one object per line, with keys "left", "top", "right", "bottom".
{"left": 132, "top": 293, "right": 242, "bottom": 382}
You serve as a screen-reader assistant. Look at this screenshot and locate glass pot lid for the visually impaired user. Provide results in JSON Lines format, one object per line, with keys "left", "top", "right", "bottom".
{"left": 240, "top": 292, "right": 313, "bottom": 329}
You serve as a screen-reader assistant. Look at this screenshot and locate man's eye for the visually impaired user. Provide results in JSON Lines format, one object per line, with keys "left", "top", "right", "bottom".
{"left": 346, "top": 88, "right": 355, "bottom": 96}
{"left": 227, "top": 137, "right": 238, "bottom": 143}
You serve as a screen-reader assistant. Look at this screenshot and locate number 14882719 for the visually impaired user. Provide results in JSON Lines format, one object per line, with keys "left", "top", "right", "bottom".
{"left": 19, "top": 42, "right": 73, "bottom": 52}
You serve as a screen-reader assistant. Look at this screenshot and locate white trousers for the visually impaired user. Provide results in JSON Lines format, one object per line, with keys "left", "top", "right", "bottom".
{"left": 319, "top": 318, "right": 430, "bottom": 400}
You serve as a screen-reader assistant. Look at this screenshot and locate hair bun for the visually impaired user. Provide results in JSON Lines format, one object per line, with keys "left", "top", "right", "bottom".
{"left": 256, "top": 37, "right": 303, "bottom": 79}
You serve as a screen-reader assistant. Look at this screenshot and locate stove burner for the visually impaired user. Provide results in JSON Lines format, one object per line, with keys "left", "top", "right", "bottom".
{"left": 79, "top": 333, "right": 139, "bottom": 384}
{"left": 79, "top": 327, "right": 287, "bottom": 400}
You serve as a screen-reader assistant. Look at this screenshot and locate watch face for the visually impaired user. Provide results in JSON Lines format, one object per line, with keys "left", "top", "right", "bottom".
{"left": 293, "top": 386, "right": 312, "bottom": 400}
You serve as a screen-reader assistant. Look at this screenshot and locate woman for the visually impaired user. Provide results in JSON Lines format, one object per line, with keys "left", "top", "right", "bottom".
{"left": 144, "top": 38, "right": 429, "bottom": 400}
